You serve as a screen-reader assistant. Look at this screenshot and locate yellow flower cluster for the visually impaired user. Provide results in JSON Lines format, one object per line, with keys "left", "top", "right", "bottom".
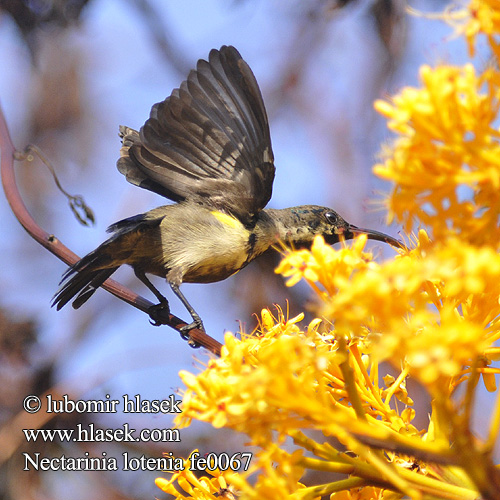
{"left": 451, "top": 0, "right": 500, "bottom": 57}
{"left": 374, "top": 64, "right": 500, "bottom": 246}
{"left": 169, "top": 311, "right": 470, "bottom": 499}
{"left": 157, "top": 302, "right": 493, "bottom": 499}
{"left": 156, "top": 1, "right": 500, "bottom": 499}
{"left": 155, "top": 451, "right": 236, "bottom": 499}
{"left": 277, "top": 232, "right": 500, "bottom": 390}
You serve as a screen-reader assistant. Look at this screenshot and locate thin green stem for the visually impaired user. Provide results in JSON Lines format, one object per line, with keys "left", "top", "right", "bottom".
{"left": 338, "top": 336, "right": 366, "bottom": 420}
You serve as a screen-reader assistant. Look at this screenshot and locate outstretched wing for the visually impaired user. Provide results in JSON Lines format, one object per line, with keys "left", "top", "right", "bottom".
{"left": 118, "top": 45, "right": 275, "bottom": 226}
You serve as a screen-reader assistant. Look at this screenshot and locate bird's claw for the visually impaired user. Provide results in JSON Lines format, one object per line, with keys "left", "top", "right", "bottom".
{"left": 179, "top": 318, "right": 205, "bottom": 341}
{"left": 149, "top": 300, "right": 203, "bottom": 348}
{"left": 148, "top": 301, "right": 171, "bottom": 326}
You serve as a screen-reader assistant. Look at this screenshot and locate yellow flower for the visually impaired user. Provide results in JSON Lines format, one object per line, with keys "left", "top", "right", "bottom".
{"left": 332, "top": 487, "right": 385, "bottom": 500}
{"left": 155, "top": 451, "right": 234, "bottom": 500}
{"left": 449, "top": 0, "right": 500, "bottom": 57}
{"left": 276, "top": 234, "right": 376, "bottom": 302}
{"left": 374, "top": 64, "right": 500, "bottom": 247}
{"left": 257, "top": 306, "right": 305, "bottom": 338}
{"left": 229, "top": 445, "right": 307, "bottom": 500}
{"left": 275, "top": 232, "right": 500, "bottom": 389}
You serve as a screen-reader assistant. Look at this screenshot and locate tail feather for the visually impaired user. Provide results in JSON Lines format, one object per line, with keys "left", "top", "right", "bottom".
{"left": 53, "top": 207, "right": 161, "bottom": 311}
{"left": 71, "top": 268, "right": 117, "bottom": 309}
{"left": 52, "top": 249, "right": 118, "bottom": 310}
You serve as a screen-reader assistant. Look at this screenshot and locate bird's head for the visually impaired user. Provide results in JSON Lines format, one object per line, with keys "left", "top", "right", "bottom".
{"left": 284, "top": 206, "right": 403, "bottom": 249}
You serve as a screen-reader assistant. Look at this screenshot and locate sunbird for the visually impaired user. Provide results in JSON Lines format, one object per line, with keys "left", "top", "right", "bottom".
{"left": 53, "top": 46, "right": 401, "bottom": 332}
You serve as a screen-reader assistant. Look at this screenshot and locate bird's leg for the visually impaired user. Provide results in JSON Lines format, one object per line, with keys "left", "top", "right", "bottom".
{"left": 134, "top": 269, "right": 170, "bottom": 326}
{"left": 169, "top": 282, "right": 205, "bottom": 336}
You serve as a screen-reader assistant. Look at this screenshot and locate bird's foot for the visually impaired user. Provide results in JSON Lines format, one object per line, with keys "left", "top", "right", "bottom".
{"left": 148, "top": 300, "right": 171, "bottom": 326}
{"left": 179, "top": 317, "right": 205, "bottom": 341}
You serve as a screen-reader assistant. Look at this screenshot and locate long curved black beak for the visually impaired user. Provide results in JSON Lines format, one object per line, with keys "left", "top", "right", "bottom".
{"left": 347, "top": 225, "right": 404, "bottom": 250}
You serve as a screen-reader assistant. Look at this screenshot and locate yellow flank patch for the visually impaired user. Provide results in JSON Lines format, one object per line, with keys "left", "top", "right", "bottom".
{"left": 211, "top": 210, "right": 243, "bottom": 229}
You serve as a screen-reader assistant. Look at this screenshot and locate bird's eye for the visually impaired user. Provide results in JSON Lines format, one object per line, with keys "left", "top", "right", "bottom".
{"left": 324, "top": 211, "right": 337, "bottom": 224}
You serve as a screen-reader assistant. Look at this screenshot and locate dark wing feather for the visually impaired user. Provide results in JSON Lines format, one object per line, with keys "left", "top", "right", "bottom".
{"left": 117, "top": 45, "right": 275, "bottom": 225}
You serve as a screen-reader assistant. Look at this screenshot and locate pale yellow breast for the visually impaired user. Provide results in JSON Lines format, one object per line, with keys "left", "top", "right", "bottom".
{"left": 159, "top": 206, "right": 252, "bottom": 284}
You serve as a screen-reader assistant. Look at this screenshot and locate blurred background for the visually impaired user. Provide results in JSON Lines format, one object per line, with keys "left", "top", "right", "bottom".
{"left": 0, "top": 0, "right": 491, "bottom": 498}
